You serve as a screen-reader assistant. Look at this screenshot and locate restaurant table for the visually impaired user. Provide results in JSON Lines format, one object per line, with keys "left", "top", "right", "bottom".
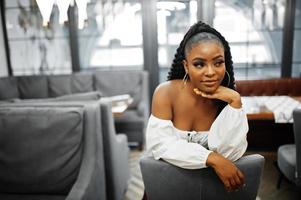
{"left": 103, "top": 94, "right": 133, "bottom": 116}
{"left": 241, "top": 96, "right": 301, "bottom": 150}
{"left": 242, "top": 96, "right": 301, "bottom": 122}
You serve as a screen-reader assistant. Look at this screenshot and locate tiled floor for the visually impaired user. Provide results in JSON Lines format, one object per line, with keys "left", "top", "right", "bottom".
{"left": 124, "top": 150, "right": 301, "bottom": 200}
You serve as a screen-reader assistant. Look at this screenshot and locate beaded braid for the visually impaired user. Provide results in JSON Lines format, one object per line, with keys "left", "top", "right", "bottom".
{"left": 167, "top": 21, "right": 236, "bottom": 113}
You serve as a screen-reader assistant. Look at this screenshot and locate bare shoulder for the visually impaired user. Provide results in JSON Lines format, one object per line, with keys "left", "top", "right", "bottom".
{"left": 151, "top": 80, "right": 181, "bottom": 119}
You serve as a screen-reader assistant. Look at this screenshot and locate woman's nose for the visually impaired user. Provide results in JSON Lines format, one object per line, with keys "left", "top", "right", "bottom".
{"left": 205, "top": 65, "right": 215, "bottom": 76}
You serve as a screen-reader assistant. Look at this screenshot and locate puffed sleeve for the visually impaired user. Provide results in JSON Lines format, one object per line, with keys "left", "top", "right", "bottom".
{"left": 208, "top": 105, "right": 248, "bottom": 161}
{"left": 145, "top": 115, "right": 212, "bottom": 169}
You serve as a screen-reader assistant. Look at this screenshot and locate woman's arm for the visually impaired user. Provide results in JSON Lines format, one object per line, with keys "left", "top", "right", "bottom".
{"left": 194, "top": 86, "right": 248, "bottom": 191}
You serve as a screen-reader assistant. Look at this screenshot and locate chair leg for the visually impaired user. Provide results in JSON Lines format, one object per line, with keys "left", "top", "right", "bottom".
{"left": 274, "top": 160, "right": 283, "bottom": 189}
{"left": 138, "top": 143, "right": 144, "bottom": 151}
{"left": 277, "top": 171, "right": 284, "bottom": 189}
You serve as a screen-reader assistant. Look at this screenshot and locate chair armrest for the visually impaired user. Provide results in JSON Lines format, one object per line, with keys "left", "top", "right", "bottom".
{"left": 66, "top": 102, "right": 106, "bottom": 200}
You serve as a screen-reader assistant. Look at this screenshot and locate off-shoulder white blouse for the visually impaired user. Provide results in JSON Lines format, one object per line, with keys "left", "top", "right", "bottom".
{"left": 145, "top": 104, "right": 249, "bottom": 169}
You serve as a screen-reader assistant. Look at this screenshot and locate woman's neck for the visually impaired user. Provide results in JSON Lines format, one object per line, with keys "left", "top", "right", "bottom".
{"left": 183, "top": 81, "right": 213, "bottom": 105}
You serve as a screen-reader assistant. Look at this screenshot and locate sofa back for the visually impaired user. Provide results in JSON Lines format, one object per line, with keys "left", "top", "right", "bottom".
{"left": 0, "top": 106, "right": 84, "bottom": 194}
{"left": 236, "top": 78, "right": 301, "bottom": 96}
{"left": 0, "top": 70, "right": 148, "bottom": 109}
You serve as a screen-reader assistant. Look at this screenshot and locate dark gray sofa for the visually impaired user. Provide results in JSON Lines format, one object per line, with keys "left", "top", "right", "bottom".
{"left": 0, "top": 99, "right": 130, "bottom": 200}
{"left": 0, "top": 102, "right": 106, "bottom": 200}
{"left": 0, "top": 70, "right": 149, "bottom": 148}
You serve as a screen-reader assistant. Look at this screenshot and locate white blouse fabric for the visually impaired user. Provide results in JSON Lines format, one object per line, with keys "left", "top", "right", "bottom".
{"left": 145, "top": 104, "right": 249, "bottom": 169}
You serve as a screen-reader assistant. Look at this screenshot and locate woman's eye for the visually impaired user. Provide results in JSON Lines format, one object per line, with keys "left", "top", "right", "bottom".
{"left": 193, "top": 62, "right": 204, "bottom": 68}
{"left": 214, "top": 60, "right": 225, "bottom": 67}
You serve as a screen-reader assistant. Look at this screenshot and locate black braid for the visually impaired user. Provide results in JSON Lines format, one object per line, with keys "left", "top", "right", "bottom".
{"left": 167, "top": 21, "right": 236, "bottom": 113}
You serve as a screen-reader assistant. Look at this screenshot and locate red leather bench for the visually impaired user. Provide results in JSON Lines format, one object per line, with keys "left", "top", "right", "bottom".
{"left": 235, "top": 78, "right": 301, "bottom": 150}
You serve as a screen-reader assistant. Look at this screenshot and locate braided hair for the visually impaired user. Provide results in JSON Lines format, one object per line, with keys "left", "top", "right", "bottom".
{"left": 167, "top": 21, "right": 236, "bottom": 113}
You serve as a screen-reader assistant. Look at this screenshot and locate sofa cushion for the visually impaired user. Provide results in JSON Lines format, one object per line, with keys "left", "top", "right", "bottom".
{"left": 94, "top": 70, "right": 142, "bottom": 108}
{"left": 17, "top": 76, "right": 48, "bottom": 99}
{"left": 71, "top": 73, "right": 94, "bottom": 93}
{"left": 12, "top": 91, "right": 103, "bottom": 103}
{"left": 48, "top": 75, "right": 72, "bottom": 97}
{"left": 0, "top": 77, "right": 19, "bottom": 100}
{"left": 54, "top": 91, "right": 102, "bottom": 101}
{"left": 0, "top": 106, "right": 83, "bottom": 194}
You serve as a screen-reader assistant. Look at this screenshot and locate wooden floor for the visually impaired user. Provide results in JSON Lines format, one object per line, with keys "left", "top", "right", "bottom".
{"left": 124, "top": 150, "right": 301, "bottom": 200}
{"left": 124, "top": 150, "right": 145, "bottom": 200}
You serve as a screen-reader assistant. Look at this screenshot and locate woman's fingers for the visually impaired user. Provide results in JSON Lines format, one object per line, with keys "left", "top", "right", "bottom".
{"left": 223, "top": 180, "right": 232, "bottom": 192}
{"left": 229, "top": 178, "right": 237, "bottom": 191}
{"left": 193, "top": 88, "right": 216, "bottom": 99}
{"left": 237, "top": 169, "right": 244, "bottom": 181}
{"left": 233, "top": 174, "right": 242, "bottom": 187}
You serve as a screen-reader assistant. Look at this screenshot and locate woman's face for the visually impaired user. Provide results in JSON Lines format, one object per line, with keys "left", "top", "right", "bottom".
{"left": 183, "top": 41, "right": 226, "bottom": 94}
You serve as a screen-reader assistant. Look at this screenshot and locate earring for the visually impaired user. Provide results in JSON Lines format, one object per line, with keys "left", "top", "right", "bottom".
{"left": 182, "top": 72, "right": 188, "bottom": 86}
{"left": 225, "top": 71, "right": 230, "bottom": 87}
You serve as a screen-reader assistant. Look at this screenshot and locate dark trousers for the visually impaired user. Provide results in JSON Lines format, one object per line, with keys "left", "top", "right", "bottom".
{"left": 142, "top": 191, "right": 148, "bottom": 200}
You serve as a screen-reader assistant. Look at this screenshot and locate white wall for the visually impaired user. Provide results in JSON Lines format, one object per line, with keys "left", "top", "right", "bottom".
{"left": 0, "top": 7, "right": 8, "bottom": 77}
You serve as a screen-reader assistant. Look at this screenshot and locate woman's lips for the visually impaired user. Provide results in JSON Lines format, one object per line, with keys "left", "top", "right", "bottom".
{"left": 201, "top": 80, "right": 218, "bottom": 86}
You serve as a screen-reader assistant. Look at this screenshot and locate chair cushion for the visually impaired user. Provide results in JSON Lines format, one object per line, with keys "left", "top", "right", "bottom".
{"left": 48, "top": 75, "right": 72, "bottom": 97}
{"left": 17, "top": 76, "right": 48, "bottom": 99}
{"left": 94, "top": 70, "right": 142, "bottom": 109}
{"left": 71, "top": 73, "right": 94, "bottom": 93}
{"left": 0, "top": 77, "right": 19, "bottom": 100}
{"left": 277, "top": 144, "right": 296, "bottom": 182}
{"left": 114, "top": 110, "right": 144, "bottom": 130}
{"left": 114, "top": 110, "right": 144, "bottom": 143}
{"left": 0, "top": 106, "right": 84, "bottom": 194}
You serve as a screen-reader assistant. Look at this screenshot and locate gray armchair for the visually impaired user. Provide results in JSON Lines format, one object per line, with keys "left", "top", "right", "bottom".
{"left": 0, "top": 102, "right": 106, "bottom": 200}
{"left": 277, "top": 109, "right": 301, "bottom": 188}
{"left": 100, "top": 99, "right": 130, "bottom": 200}
{"left": 140, "top": 154, "right": 264, "bottom": 200}
{"left": 93, "top": 70, "right": 150, "bottom": 149}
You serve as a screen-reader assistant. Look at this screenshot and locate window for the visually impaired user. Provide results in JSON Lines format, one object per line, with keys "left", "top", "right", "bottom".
{"left": 4, "top": 0, "right": 72, "bottom": 75}
{"left": 293, "top": 0, "right": 301, "bottom": 77}
{"left": 77, "top": 0, "right": 143, "bottom": 71}
{"left": 156, "top": 0, "right": 197, "bottom": 82}
{"left": 213, "top": 0, "right": 286, "bottom": 80}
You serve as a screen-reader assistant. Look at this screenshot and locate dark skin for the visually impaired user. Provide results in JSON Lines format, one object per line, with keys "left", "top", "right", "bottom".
{"left": 152, "top": 41, "right": 244, "bottom": 192}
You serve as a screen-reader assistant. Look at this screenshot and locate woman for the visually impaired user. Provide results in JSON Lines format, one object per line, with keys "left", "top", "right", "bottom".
{"left": 145, "top": 21, "right": 248, "bottom": 193}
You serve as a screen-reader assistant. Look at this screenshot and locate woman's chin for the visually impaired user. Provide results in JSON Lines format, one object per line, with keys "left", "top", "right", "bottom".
{"left": 198, "top": 86, "right": 218, "bottom": 94}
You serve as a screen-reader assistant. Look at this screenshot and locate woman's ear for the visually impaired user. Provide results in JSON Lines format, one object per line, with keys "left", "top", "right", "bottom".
{"left": 182, "top": 60, "right": 188, "bottom": 73}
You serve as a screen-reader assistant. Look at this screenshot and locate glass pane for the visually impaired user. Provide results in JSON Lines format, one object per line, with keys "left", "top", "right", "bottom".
{"left": 5, "top": 0, "right": 72, "bottom": 75}
{"left": 6, "top": 6, "right": 67, "bottom": 39}
{"left": 213, "top": 0, "right": 285, "bottom": 80}
{"left": 293, "top": 30, "right": 301, "bottom": 63}
{"left": 295, "top": 0, "right": 301, "bottom": 29}
{"left": 78, "top": 1, "right": 143, "bottom": 70}
{"left": 157, "top": 0, "right": 198, "bottom": 82}
{"left": 292, "top": 0, "right": 301, "bottom": 77}
{"left": 6, "top": 0, "right": 31, "bottom": 8}
{"left": 292, "top": 64, "right": 301, "bottom": 77}
{"left": 9, "top": 38, "right": 72, "bottom": 76}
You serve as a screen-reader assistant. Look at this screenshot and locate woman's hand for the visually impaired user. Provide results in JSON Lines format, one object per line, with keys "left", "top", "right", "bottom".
{"left": 193, "top": 86, "right": 242, "bottom": 108}
{"left": 206, "top": 152, "right": 245, "bottom": 192}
